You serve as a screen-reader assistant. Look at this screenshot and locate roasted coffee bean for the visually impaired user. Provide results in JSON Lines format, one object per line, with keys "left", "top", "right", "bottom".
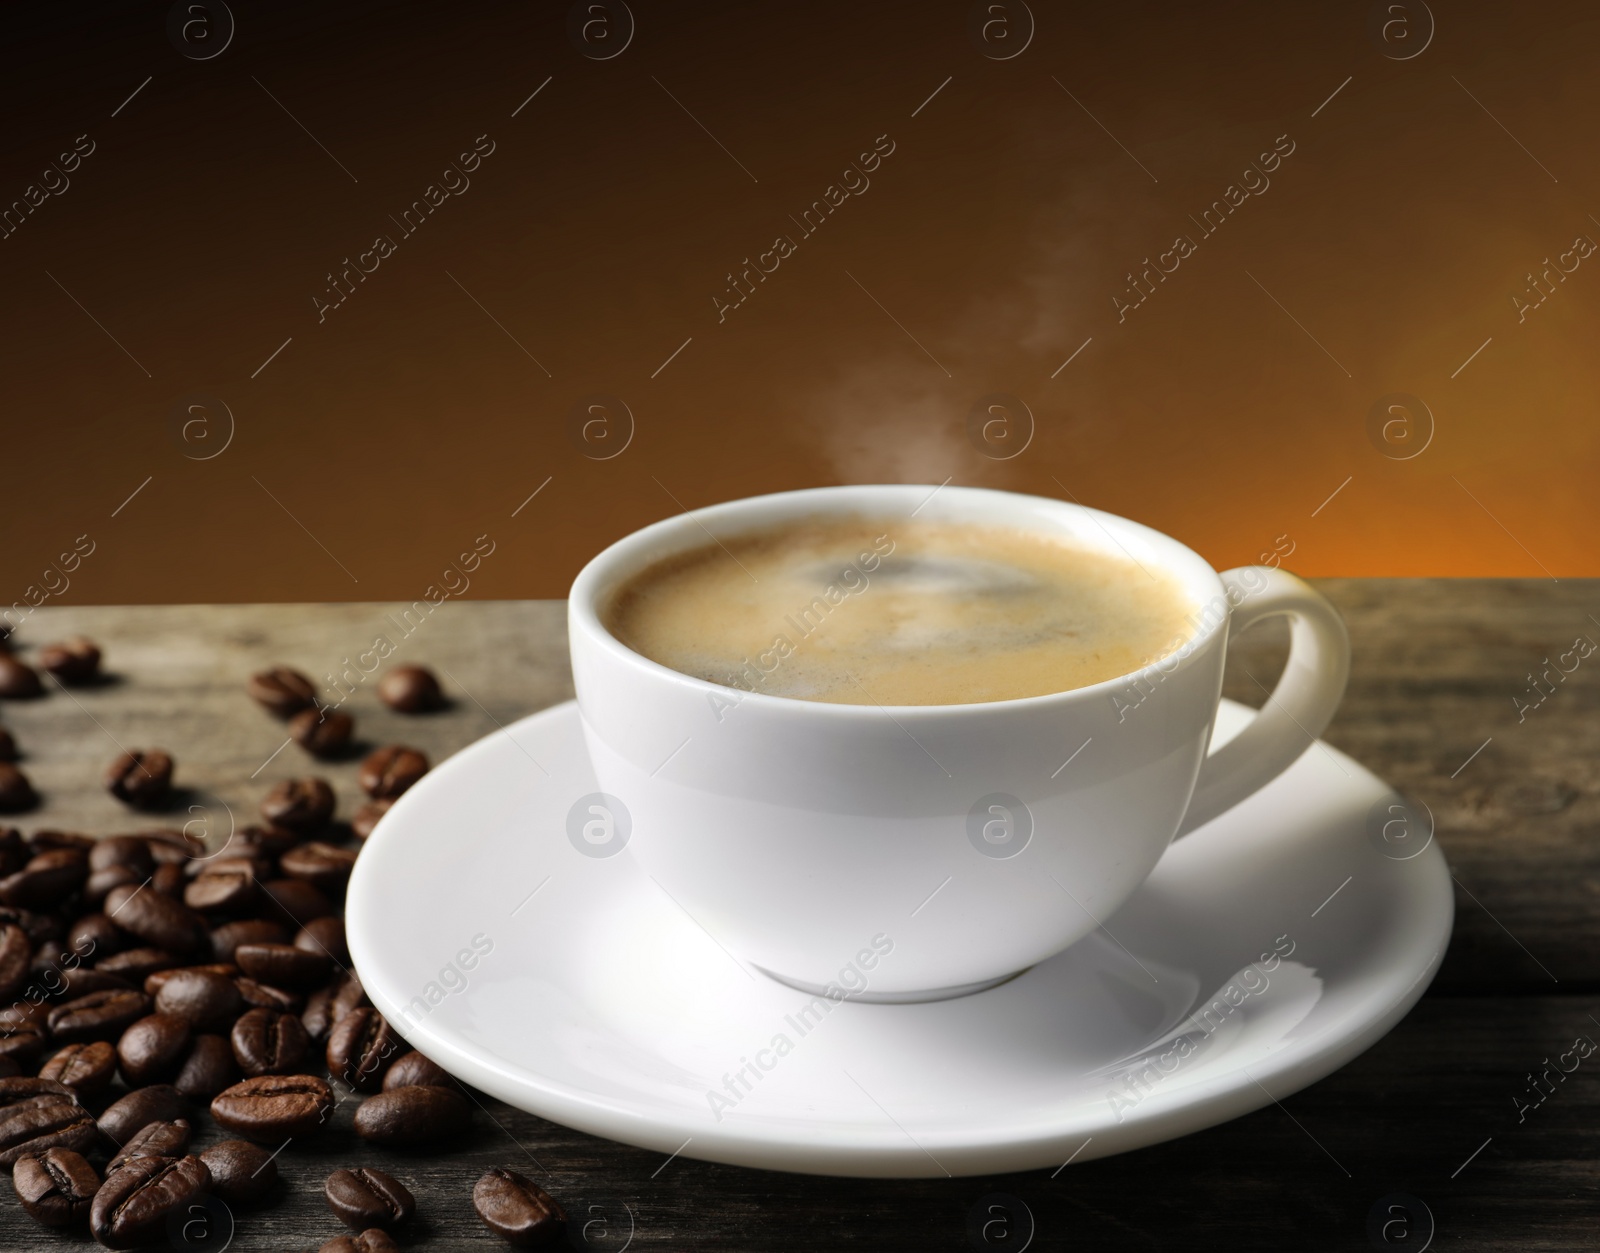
{"left": 354, "top": 1084, "right": 470, "bottom": 1146}
{"left": 151, "top": 862, "right": 187, "bottom": 898}
{"left": 12, "top": 1145, "right": 99, "bottom": 1227}
{"left": 104, "top": 749, "right": 174, "bottom": 811}
{"left": 90, "top": 834, "right": 155, "bottom": 875}
{"left": 0, "top": 728, "right": 16, "bottom": 763}
{"left": 144, "top": 963, "right": 237, "bottom": 996}
{"left": 51, "top": 966, "right": 130, "bottom": 1001}
{"left": 260, "top": 777, "right": 335, "bottom": 833}
{"left": 0, "top": 1076, "right": 77, "bottom": 1106}
{"left": 247, "top": 666, "right": 317, "bottom": 717}
{"left": 25, "top": 829, "right": 93, "bottom": 855}
{"left": 0, "top": 1097, "right": 98, "bottom": 1167}
{"left": 104, "top": 883, "right": 208, "bottom": 954}
{"left": 174, "top": 1033, "right": 239, "bottom": 1101}
{"left": 260, "top": 877, "right": 334, "bottom": 926}
{"left": 107, "top": 1117, "right": 191, "bottom": 1173}
{"left": 326, "top": 1007, "right": 403, "bottom": 1092}
{"left": 85, "top": 863, "right": 143, "bottom": 907}
{"left": 0, "top": 847, "right": 87, "bottom": 907}
{"left": 47, "top": 988, "right": 151, "bottom": 1043}
{"left": 117, "top": 1013, "right": 192, "bottom": 1086}
{"left": 0, "top": 656, "right": 42, "bottom": 700}
{"left": 152, "top": 969, "right": 242, "bottom": 1031}
{"left": 142, "top": 828, "right": 205, "bottom": 863}
{"left": 302, "top": 987, "right": 334, "bottom": 1042}
{"left": 0, "top": 828, "right": 27, "bottom": 875}
{"left": 322, "top": 1230, "right": 399, "bottom": 1253}
{"left": 326, "top": 1165, "right": 415, "bottom": 1229}
{"left": 280, "top": 841, "right": 358, "bottom": 893}
{"left": 0, "top": 764, "right": 38, "bottom": 814}
{"left": 69, "top": 912, "right": 123, "bottom": 958}
{"left": 97, "top": 1084, "right": 186, "bottom": 1147}
{"left": 331, "top": 969, "right": 369, "bottom": 1019}
{"left": 231, "top": 1007, "right": 309, "bottom": 1076}
{"left": 473, "top": 1167, "right": 567, "bottom": 1247}
{"left": 0, "top": 1024, "right": 45, "bottom": 1065}
{"left": 358, "top": 745, "right": 429, "bottom": 800}
{"left": 350, "top": 799, "right": 392, "bottom": 840}
{"left": 97, "top": 947, "right": 180, "bottom": 983}
{"left": 37, "top": 637, "right": 101, "bottom": 684}
{"left": 234, "top": 941, "right": 330, "bottom": 989}
{"left": 39, "top": 1041, "right": 117, "bottom": 1097}
{"left": 88, "top": 1153, "right": 210, "bottom": 1250}
{"left": 211, "top": 1073, "right": 334, "bottom": 1140}
{"left": 290, "top": 707, "right": 354, "bottom": 758}
{"left": 0, "top": 922, "right": 30, "bottom": 999}
{"left": 211, "top": 918, "right": 288, "bottom": 962}
{"left": 296, "top": 916, "right": 349, "bottom": 966}
{"left": 109, "top": 1122, "right": 190, "bottom": 1178}
{"left": 378, "top": 664, "right": 444, "bottom": 713}
{"left": 236, "top": 822, "right": 300, "bottom": 858}
{"left": 234, "top": 976, "right": 301, "bottom": 1013}
{"left": 382, "top": 1050, "right": 453, "bottom": 1092}
{"left": 200, "top": 1137, "right": 277, "bottom": 1205}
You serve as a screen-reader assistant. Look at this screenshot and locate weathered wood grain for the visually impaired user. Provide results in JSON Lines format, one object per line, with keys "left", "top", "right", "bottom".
{"left": 0, "top": 586, "right": 1589, "bottom": 1250}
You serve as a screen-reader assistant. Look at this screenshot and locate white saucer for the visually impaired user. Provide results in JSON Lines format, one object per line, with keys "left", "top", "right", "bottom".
{"left": 345, "top": 699, "right": 1452, "bottom": 1179}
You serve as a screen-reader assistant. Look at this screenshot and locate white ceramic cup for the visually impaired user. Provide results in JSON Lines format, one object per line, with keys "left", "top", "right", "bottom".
{"left": 568, "top": 485, "right": 1349, "bottom": 1000}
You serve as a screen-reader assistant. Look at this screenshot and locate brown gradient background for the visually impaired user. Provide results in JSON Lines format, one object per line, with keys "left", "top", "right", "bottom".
{"left": 1, "top": 0, "right": 1596, "bottom": 604}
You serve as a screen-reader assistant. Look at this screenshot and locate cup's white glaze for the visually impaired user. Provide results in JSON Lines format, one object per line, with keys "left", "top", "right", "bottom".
{"left": 568, "top": 486, "right": 1348, "bottom": 997}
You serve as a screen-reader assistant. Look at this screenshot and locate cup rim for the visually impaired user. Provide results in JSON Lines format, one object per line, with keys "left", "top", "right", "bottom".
{"left": 568, "top": 484, "right": 1230, "bottom": 718}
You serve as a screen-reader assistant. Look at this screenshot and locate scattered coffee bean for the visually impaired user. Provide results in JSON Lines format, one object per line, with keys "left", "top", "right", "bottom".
{"left": 0, "top": 765, "right": 38, "bottom": 814}
{"left": 153, "top": 968, "right": 243, "bottom": 1030}
{"left": 353, "top": 1084, "right": 470, "bottom": 1146}
{"left": 295, "top": 913, "right": 346, "bottom": 957}
{"left": 326, "top": 1007, "right": 403, "bottom": 1092}
{"left": 247, "top": 666, "right": 317, "bottom": 717}
{"left": 116, "top": 1012, "right": 192, "bottom": 1085}
{"left": 234, "top": 941, "right": 330, "bottom": 989}
{"left": 261, "top": 877, "right": 334, "bottom": 926}
{"left": 211, "top": 1073, "right": 334, "bottom": 1140}
{"left": 174, "top": 1032, "right": 240, "bottom": 1101}
{"left": 104, "top": 749, "right": 174, "bottom": 810}
{"left": 0, "top": 847, "right": 87, "bottom": 907}
{"left": 358, "top": 745, "right": 429, "bottom": 800}
{"left": 151, "top": 861, "right": 187, "bottom": 898}
{"left": 0, "top": 922, "right": 31, "bottom": 1000}
{"left": 350, "top": 799, "right": 392, "bottom": 840}
{"left": 321, "top": 1229, "right": 399, "bottom": 1253}
{"left": 301, "top": 987, "right": 334, "bottom": 1043}
{"left": 104, "top": 883, "right": 209, "bottom": 954}
{"left": 37, "top": 637, "right": 101, "bottom": 684}
{"left": 236, "top": 822, "right": 299, "bottom": 858}
{"left": 382, "top": 1050, "right": 453, "bottom": 1092}
{"left": 210, "top": 918, "right": 289, "bottom": 962}
{"left": 97, "top": 1084, "right": 187, "bottom": 1147}
{"left": 325, "top": 1165, "right": 415, "bottom": 1229}
{"left": 144, "top": 962, "right": 238, "bottom": 996}
{"left": 38, "top": 1040, "right": 117, "bottom": 1097}
{"left": 0, "top": 656, "right": 43, "bottom": 700}
{"left": 88, "top": 1153, "right": 210, "bottom": 1250}
{"left": 107, "top": 1116, "right": 192, "bottom": 1172}
{"left": 142, "top": 828, "right": 206, "bottom": 862}
{"left": 473, "top": 1167, "right": 567, "bottom": 1248}
{"left": 0, "top": 728, "right": 16, "bottom": 762}
{"left": 200, "top": 1137, "right": 278, "bottom": 1205}
{"left": 47, "top": 988, "right": 152, "bottom": 1043}
{"left": 377, "top": 665, "right": 444, "bottom": 712}
{"left": 183, "top": 865, "right": 259, "bottom": 913}
{"left": 11, "top": 1146, "right": 100, "bottom": 1227}
{"left": 281, "top": 841, "right": 358, "bottom": 894}
{"left": 231, "top": 1006, "right": 309, "bottom": 1076}
{"left": 290, "top": 707, "right": 354, "bottom": 758}
{"left": 97, "top": 946, "right": 180, "bottom": 983}
{"left": 261, "top": 776, "right": 335, "bottom": 832}
{"left": 0, "top": 1094, "right": 98, "bottom": 1166}
{"left": 235, "top": 976, "right": 301, "bottom": 1014}
{"left": 68, "top": 912, "right": 122, "bottom": 958}
{"left": 24, "top": 829, "right": 92, "bottom": 855}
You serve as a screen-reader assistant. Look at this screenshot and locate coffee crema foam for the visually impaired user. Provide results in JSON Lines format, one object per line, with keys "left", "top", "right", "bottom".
{"left": 603, "top": 517, "right": 1195, "bottom": 705}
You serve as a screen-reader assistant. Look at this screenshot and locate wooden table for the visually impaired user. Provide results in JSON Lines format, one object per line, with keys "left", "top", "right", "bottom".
{"left": 0, "top": 584, "right": 1593, "bottom": 1251}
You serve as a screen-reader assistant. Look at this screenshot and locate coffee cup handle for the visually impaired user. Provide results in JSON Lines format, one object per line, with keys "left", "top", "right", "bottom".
{"left": 1174, "top": 568, "right": 1350, "bottom": 837}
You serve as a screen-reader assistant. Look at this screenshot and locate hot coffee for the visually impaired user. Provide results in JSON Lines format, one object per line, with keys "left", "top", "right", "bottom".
{"left": 602, "top": 516, "right": 1194, "bottom": 705}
